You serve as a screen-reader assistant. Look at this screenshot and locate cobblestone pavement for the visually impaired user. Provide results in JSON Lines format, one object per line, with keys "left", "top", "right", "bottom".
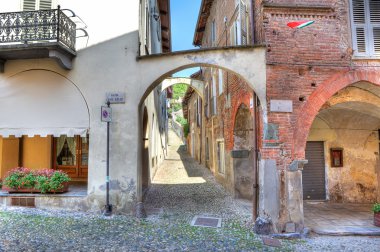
{"left": 0, "top": 130, "right": 379, "bottom": 251}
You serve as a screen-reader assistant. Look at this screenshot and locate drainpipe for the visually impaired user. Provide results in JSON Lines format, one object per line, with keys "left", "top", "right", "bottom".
{"left": 253, "top": 93, "right": 259, "bottom": 220}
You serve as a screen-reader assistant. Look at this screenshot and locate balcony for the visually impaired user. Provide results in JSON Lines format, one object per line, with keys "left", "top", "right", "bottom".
{"left": 0, "top": 6, "right": 76, "bottom": 72}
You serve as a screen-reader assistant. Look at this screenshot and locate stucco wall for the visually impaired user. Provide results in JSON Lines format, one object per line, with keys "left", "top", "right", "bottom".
{"left": 308, "top": 116, "right": 380, "bottom": 203}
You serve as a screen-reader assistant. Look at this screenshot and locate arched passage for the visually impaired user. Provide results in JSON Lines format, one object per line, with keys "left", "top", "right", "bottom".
{"left": 233, "top": 103, "right": 255, "bottom": 200}
{"left": 161, "top": 77, "right": 204, "bottom": 100}
{"left": 293, "top": 70, "right": 380, "bottom": 159}
{"left": 301, "top": 80, "right": 380, "bottom": 232}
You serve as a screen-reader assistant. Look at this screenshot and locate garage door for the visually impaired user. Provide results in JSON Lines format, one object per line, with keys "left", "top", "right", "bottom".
{"left": 303, "top": 141, "right": 326, "bottom": 200}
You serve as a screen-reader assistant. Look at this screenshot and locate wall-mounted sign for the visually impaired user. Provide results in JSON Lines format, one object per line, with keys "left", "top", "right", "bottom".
{"left": 106, "top": 92, "right": 126, "bottom": 104}
{"left": 270, "top": 100, "right": 293, "bottom": 113}
{"left": 330, "top": 148, "right": 343, "bottom": 167}
{"left": 101, "top": 106, "right": 112, "bottom": 122}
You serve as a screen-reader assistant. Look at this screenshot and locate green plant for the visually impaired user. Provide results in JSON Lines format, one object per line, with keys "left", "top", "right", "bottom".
{"left": 183, "top": 122, "right": 189, "bottom": 138}
{"left": 3, "top": 167, "right": 70, "bottom": 193}
{"left": 4, "top": 167, "right": 31, "bottom": 189}
{"left": 176, "top": 116, "right": 187, "bottom": 126}
{"left": 172, "top": 84, "right": 188, "bottom": 100}
{"left": 373, "top": 203, "right": 380, "bottom": 213}
{"left": 172, "top": 103, "right": 182, "bottom": 112}
{"left": 35, "top": 171, "right": 70, "bottom": 193}
{"left": 0, "top": 179, "right": 2, "bottom": 189}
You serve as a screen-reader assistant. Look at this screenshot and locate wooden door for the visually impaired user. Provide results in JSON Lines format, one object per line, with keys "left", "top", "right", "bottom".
{"left": 54, "top": 135, "right": 89, "bottom": 180}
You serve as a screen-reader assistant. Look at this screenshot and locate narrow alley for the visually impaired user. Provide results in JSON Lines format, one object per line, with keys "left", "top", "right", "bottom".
{"left": 144, "top": 127, "right": 252, "bottom": 219}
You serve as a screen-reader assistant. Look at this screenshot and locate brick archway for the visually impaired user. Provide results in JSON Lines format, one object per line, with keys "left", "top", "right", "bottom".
{"left": 293, "top": 70, "right": 380, "bottom": 159}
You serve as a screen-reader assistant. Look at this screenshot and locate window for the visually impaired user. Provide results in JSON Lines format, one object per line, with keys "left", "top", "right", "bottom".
{"left": 218, "top": 69, "right": 224, "bottom": 94}
{"left": 230, "top": 21, "right": 238, "bottom": 45}
{"left": 197, "top": 97, "right": 202, "bottom": 127}
{"left": 217, "top": 140, "right": 225, "bottom": 174}
{"left": 350, "top": 0, "right": 380, "bottom": 57}
{"left": 211, "top": 20, "right": 216, "bottom": 46}
{"left": 22, "top": 0, "right": 53, "bottom": 11}
{"left": 231, "top": 0, "right": 248, "bottom": 45}
{"left": 204, "top": 84, "right": 210, "bottom": 118}
{"left": 211, "top": 69, "right": 217, "bottom": 116}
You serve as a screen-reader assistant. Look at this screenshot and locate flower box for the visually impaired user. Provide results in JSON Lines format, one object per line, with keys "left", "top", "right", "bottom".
{"left": 3, "top": 182, "right": 69, "bottom": 194}
{"left": 3, "top": 167, "right": 71, "bottom": 194}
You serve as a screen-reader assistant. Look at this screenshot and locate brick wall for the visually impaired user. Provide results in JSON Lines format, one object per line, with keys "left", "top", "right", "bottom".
{"left": 259, "top": 0, "right": 380, "bottom": 169}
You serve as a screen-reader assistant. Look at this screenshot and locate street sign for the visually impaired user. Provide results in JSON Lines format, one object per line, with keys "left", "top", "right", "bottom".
{"left": 106, "top": 92, "right": 126, "bottom": 104}
{"left": 101, "top": 106, "right": 112, "bottom": 122}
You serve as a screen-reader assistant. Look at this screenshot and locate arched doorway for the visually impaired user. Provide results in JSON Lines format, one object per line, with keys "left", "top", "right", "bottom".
{"left": 233, "top": 103, "right": 255, "bottom": 200}
{"left": 137, "top": 62, "right": 263, "bottom": 221}
{"left": 302, "top": 81, "right": 380, "bottom": 232}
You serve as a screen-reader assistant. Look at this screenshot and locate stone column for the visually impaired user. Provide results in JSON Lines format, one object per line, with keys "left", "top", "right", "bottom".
{"left": 286, "top": 160, "right": 308, "bottom": 232}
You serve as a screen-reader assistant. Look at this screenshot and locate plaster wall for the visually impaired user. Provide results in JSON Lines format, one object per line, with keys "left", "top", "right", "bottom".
{"left": 308, "top": 116, "right": 380, "bottom": 203}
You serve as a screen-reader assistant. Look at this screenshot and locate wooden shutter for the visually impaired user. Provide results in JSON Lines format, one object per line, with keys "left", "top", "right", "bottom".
{"left": 239, "top": 0, "right": 248, "bottom": 45}
{"left": 230, "top": 24, "right": 236, "bottom": 46}
{"left": 352, "top": 0, "right": 367, "bottom": 55}
{"left": 370, "top": 0, "right": 380, "bottom": 56}
{"left": 39, "top": 0, "right": 52, "bottom": 10}
{"left": 23, "top": 0, "right": 36, "bottom": 11}
{"left": 352, "top": 0, "right": 380, "bottom": 57}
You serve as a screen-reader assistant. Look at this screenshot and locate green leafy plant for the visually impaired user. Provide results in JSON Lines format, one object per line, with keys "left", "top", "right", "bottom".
{"left": 3, "top": 167, "right": 70, "bottom": 193}
{"left": 35, "top": 171, "right": 70, "bottom": 193}
{"left": 0, "top": 179, "right": 2, "bottom": 189}
{"left": 183, "top": 122, "right": 189, "bottom": 138}
{"left": 176, "top": 116, "right": 187, "bottom": 126}
{"left": 4, "top": 167, "right": 31, "bottom": 189}
{"left": 373, "top": 203, "right": 380, "bottom": 213}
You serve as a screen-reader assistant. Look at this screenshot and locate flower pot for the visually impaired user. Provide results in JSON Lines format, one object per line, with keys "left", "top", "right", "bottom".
{"left": 3, "top": 182, "right": 69, "bottom": 194}
{"left": 375, "top": 212, "right": 380, "bottom": 227}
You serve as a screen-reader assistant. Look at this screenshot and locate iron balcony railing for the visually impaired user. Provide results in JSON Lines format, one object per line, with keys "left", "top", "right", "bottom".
{"left": 0, "top": 6, "right": 76, "bottom": 52}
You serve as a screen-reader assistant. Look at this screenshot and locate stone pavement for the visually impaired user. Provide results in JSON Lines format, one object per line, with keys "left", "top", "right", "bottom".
{"left": 144, "top": 129, "right": 252, "bottom": 219}
{"left": 304, "top": 201, "right": 380, "bottom": 235}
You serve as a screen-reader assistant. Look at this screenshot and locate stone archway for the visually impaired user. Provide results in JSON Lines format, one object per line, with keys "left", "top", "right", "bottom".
{"left": 293, "top": 70, "right": 380, "bottom": 159}
{"left": 161, "top": 77, "right": 204, "bottom": 99}
{"left": 301, "top": 81, "right": 380, "bottom": 233}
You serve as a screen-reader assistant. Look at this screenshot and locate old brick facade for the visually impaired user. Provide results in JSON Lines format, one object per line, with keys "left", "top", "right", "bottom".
{"left": 185, "top": 0, "right": 380, "bottom": 232}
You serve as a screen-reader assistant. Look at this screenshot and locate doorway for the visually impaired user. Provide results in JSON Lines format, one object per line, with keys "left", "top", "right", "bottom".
{"left": 303, "top": 141, "right": 326, "bottom": 200}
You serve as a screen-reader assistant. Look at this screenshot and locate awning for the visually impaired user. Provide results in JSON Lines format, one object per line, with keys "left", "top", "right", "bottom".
{"left": 0, "top": 70, "right": 89, "bottom": 137}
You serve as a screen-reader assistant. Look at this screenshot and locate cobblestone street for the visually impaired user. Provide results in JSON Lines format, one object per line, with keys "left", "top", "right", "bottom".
{"left": 144, "top": 129, "right": 253, "bottom": 219}
{"left": 0, "top": 131, "right": 379, "bottom": 251}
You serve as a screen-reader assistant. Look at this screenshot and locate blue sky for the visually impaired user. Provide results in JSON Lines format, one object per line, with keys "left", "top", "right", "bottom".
{"left": 170, "top": 0, "right": 202, "bottom": 77}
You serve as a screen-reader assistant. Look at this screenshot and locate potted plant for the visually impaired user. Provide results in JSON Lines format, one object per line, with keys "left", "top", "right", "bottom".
{"left": 372, "top": 203, "right": 380, "bottom": 227}
{"left": 3, "top": 167, "right": 70, "bottom": 193}
{"left": 373, "top": 203, "right": 380, "bottom": 227}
